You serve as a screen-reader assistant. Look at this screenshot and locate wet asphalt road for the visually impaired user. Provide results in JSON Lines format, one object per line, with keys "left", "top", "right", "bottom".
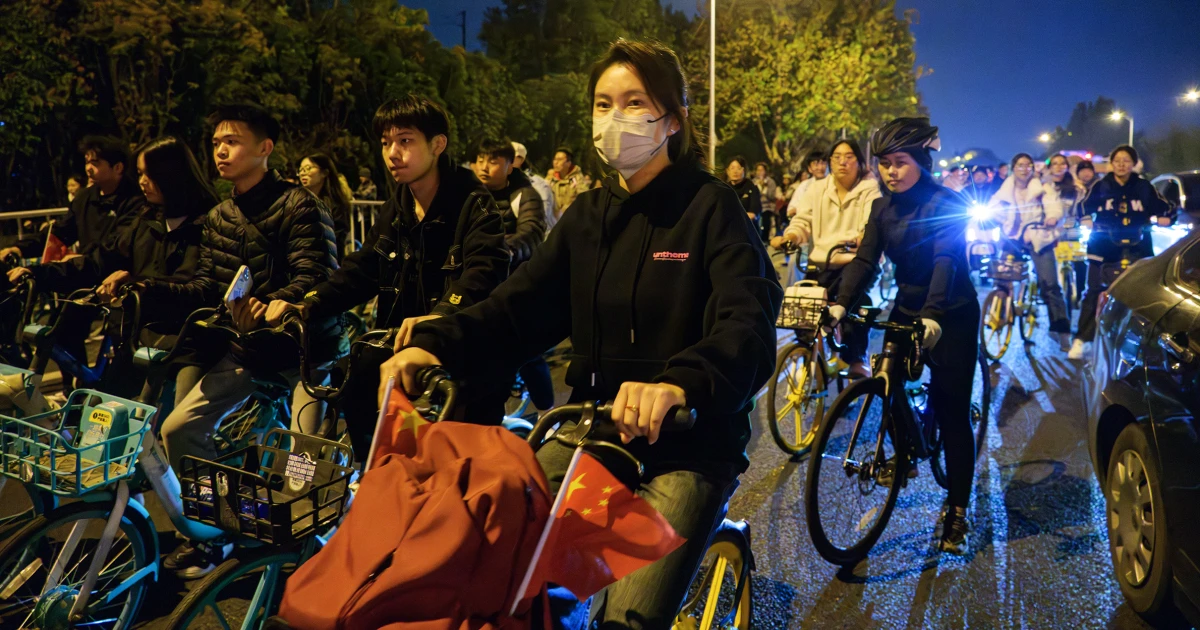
{"left": 0, "top": 282, "right": 1164, "bottom": 629}
{"left": 736, "top": 319, "right": 1155, "bottom": 629}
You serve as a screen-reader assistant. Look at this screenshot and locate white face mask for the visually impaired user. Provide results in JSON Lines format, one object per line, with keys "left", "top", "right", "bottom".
{"left": 593, "top": 108, "right": 670, "bottom": 179}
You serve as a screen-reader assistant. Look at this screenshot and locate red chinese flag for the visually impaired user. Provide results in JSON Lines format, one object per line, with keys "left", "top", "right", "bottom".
{"left": 367, "top": 380, "right": 431, "bottom": 468}
{"left": 41, "top": 231, "right": 71, "bottom": 264}
{"left": 521, "top": 451, "right": 686, "bottom": 602}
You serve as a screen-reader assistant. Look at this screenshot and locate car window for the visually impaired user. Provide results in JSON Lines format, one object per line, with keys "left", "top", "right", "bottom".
{"left": 1180, "top": 239, "right": 1200, "bottom": 294}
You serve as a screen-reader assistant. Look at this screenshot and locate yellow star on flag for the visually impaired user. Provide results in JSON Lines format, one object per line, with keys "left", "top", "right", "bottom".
{"left": 602, "top": 485, "right": 614, "bottom": 494}
{"left": 397, "top": 409, "right": 429, "bottom": 440}
{"left": 566, "top": 472, "right": 587, "bottom": 502}
{"left": 581, "top": 508, "right": 592, "bottom": 515}
{"left": 598, "top": 498, "right": 608, "bottom": 507}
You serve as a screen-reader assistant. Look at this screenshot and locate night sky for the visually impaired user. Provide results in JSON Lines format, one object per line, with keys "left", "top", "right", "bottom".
{"left": 414, "top": 0, "right": 1200, "bottom": 162}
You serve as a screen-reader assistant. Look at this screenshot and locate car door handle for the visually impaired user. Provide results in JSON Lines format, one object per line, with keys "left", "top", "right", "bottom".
{"left": 1158, "top": 333, "right": 1196, "bottom": 365}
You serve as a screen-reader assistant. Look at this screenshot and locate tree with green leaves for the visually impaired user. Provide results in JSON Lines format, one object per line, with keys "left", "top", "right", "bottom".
{"left": 690, "top": 0, "right": 924, "bottom": 173}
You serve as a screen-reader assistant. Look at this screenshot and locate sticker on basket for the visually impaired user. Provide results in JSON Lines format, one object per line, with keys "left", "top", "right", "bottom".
{"left": 89, "top": 408, "right": 113, "bottom": 426}
{"left": 286, "top": 452, "right": 316, "bottom": 492}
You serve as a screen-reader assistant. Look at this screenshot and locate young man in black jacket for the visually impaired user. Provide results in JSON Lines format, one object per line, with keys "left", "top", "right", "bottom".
{"left": 267, "top": 95, "right": 509, "bottom": 458}
{"left": 158, "top": 104, "right": 340, "bottom": 578}
{"left": 473, "top": 138, "right": 556, "bottom": 412}
{"left": 2, "top": 136, "right": 145, "bottom": 261}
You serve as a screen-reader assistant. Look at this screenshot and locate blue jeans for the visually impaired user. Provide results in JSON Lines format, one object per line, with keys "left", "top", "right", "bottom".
{"left": 537, "top": 425, "right": 737, "bottom": 629}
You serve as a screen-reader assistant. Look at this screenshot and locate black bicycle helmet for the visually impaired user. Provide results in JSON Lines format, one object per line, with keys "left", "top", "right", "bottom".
{"left": 870, "top": 117, "right": 940, "bottom": 171}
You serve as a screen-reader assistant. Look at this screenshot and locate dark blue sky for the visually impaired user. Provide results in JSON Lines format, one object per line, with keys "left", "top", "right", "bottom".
{"left": 415, "top": 0, "right": 1200, "bottom": 160}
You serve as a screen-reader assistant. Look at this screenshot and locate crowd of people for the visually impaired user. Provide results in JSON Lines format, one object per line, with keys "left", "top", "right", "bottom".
{"left": 0, "top": 32, "right": 1182, "bottom": 628}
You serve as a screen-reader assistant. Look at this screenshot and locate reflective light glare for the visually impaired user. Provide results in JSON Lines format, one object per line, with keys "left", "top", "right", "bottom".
{"left": 969, "top": 203, "right": 993, "bottom": 221}
{"left": 1080, "top": 224, "right": 1092, "bottom": 243}
{"left": 967, "top": 228, "right": 977, "bottom": 241}
{"left": 992, "top": 227, "right": 1001, "bottom": 241}
{"left": 939, "top": 159, "right": 948, "bottom": 167}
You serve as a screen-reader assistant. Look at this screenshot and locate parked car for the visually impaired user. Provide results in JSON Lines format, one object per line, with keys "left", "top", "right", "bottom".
{"left": 1083, "top": 227, "right": 1200, "bottom": 628}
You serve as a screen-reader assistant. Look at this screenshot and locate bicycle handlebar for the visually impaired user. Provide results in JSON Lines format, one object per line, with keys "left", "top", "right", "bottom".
{"left": 839, "top": 307, "right": 925, "bottom": 338}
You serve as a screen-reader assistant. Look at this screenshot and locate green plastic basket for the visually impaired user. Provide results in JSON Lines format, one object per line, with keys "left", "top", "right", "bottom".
{"left": 0, "top": 389, "right": 157, "bottom": 497}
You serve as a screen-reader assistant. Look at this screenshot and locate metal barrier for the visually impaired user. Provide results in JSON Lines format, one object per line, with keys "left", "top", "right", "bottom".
{"left": 349, "top": 200, "right": 384, "bottom": 251}
{"left": 1, "top": 208, "right": 69, "bottom": 240}
{"left": 5, "top": 202, "right": 384, "bottom": 252}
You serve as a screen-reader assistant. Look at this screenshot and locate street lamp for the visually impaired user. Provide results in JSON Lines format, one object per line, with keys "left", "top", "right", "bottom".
{"left": 1038, "top": 133, "right": 1051, "bottom": 143}
{"left": 1184, "top": 88, "right": 1200, "bottom": 103}
{"left": 709, "top": 0, "right": 716, "bottom": 168}
{"left": 1110, "top": 110, "right": 1134, "bottom": 146}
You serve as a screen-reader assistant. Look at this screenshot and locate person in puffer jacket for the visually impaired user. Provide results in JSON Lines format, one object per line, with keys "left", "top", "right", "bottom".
{"left": 158, "top": 103, "right": 340, "bottom": 580}
{"left": 1069, "top": 144, "right": 1173, "bottom": 359}
{"left": 474, "top": 138, "right": 548, "bottom": 267}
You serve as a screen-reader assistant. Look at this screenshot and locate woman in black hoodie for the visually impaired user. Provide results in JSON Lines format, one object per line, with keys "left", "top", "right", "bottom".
{"left": 725, "top": 155, "right": 761, "bottom": 226}
{"left": 831, "top": 117, "right": 979, "bottom": 554}
{"left": 383, "top": 39, "right": 781, "bottom": 625}
{"left": 1069, "top": 144, "right": 1172, "bottom": 359}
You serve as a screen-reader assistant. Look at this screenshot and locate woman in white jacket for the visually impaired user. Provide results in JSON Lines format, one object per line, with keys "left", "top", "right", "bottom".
{"left": 988, "top": 152, "right": 1071, "bottom": 340}
{"left": 772, "top": 139, "right": 880, "bottom": 378}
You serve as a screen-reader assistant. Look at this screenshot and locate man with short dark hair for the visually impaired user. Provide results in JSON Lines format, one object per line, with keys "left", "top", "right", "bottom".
{"left": 158, "top": 102, "right": 340, "bottom": 578}
{"left": 2, "top": 136, "right": 145, "bottom": 261}
{"left": 547, "top": 147, "right": 590, "bottom": 217}
{"left": 997, "top": 162, "right": 1010, "bottom": 181}
{"left": 268, "top": 94, "right": 510, "bottom": 456}
{"left": 475, "top": 138, "right": 547, "bottom": 265}
{"left": 786, "top": 149, "right": 829, "bottom": 217}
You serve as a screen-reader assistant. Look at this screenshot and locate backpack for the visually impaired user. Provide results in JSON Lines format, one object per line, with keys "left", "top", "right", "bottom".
{"left": 277, "top": 422, "right": 553, "bottom": 630}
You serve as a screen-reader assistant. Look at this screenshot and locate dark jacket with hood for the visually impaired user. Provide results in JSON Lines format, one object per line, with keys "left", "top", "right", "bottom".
{"left": 166, "top": 170, "right": 342, "bottom": 363}
{"left": 35, "top": 205, "right": 205, "bottom": 332}
{"left": 490, "top": 169, "right": 547, "bottom": 264}
{"left": 729, "top": 178, "right": 761, "bottom": 220}
{"left": 18, "top": 178, "right": 146, "bottom": 258}
{"left": 1081, "top": 171, "right": 1172, "bottom": 261}
{"left": 410, "top": 161, "right": 782, "bottom": 477}
{"left": 303, "top": 155, "right": 508, "bottom": 329}
{"left": 838, "top": 174, "right": 977, "bottom": 320}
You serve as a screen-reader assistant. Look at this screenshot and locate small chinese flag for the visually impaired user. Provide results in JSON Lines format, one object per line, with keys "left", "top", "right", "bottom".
{"left": 41, "top": 223, "right": 71, "bottom": 264}
{"left": 366, "top": 379, "right": 431, "bottom": 469}
{"left": 517, "top": 451, "right": 686, "bottom": 603}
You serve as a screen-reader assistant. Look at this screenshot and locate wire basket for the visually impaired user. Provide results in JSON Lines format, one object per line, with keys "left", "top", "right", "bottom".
{"left": 983, "top": 257, "right": 1030, "bottom": 282}
{"left": 179, "top": 429, "right": 353, "bottom": 546}
{"left": 0, "top": 389, "right": 156, "bottom": 497}
{"left": 777, "top": 295, "right": 827, "bottom": 331}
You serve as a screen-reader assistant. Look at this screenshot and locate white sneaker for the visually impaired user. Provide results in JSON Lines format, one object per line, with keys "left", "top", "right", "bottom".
{"left": 1067, "top": 338, "right": 1086, "bottom": 360}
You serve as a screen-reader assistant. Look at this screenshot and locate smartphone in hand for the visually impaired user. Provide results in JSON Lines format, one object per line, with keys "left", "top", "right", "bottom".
{"left": 223, "top": 265, "right": 253, "bottom": 306}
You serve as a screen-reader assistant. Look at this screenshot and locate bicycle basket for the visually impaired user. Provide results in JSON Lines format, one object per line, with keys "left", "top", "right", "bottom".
{"left": 179, "top": 429, "right": 354, "bottom": 545}
{"left": 777, "top": 281, "right": 828, "bottom": 330}
{"left": 984, "top": 257, "right": 1029, "bottom": 282}
{"left": 0, "top": 389, "right": 156, "bottom": 497}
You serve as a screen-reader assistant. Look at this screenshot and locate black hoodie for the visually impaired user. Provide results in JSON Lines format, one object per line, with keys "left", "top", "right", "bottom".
{"left": 410, "top": 161, "right": 782, "bottom": 477}
{"left": 1082, "top": 171, "right": 1172, "bottom": 261}
{"left": 838, "top": 174, "right": 976, "bottom": 320}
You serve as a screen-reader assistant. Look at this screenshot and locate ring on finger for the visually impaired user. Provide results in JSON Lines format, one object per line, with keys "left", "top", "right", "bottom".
{"left": 626, "top": 405, "right": 639, "bottom": 413}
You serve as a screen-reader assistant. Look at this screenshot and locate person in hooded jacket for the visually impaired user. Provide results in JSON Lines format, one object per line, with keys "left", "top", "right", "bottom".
{"left": 382, "top": 38, "right": 781, "bottom": 626}
{"left": 1069, "top": 145, "right": 1172, "bottom": 359}
{"left": 771, "top": 139, "right": 880, "bottom": 379}
{"left": 988, "top": 153, "right": 1071, "bottom": 341}
{"left": 831, "top": 117, "right": 979, "bottom": 555}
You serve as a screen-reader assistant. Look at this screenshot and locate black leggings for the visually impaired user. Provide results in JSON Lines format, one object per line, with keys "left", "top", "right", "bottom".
{"left": 888, "top": 302, "right": 980, "bottom": 509}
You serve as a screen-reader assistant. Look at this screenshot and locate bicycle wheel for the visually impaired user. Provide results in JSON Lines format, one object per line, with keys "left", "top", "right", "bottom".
{"left": 766, "top": 342, "right": 828, "bottom": 457}
{"left": 805, "top": 377, "right": 905, "bottom": 566}
{"left": 979, "top": 289, "right": 1013, "bottom": 361}
{"left": 1017, "top": 280, "right": 1038, "bottom": 342}
{"left": 0, "top": 500, "right": 155, "bottom": 629}
{"left": 674, "top": 521, "right": 753, "bottom": 630}
{"left": 166, "top": 546, "right": 303, "bottom": 630}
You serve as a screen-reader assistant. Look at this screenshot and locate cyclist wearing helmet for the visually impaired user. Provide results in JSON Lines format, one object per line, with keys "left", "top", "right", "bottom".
{"left": 1069, "top": 145, "right": 1172, "bottom": 359}
{"left": 829, "top": 117, "right": 979, "bottom": 554}
{"left": 382, "top": 38, "right": 781, "bottom": 625}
